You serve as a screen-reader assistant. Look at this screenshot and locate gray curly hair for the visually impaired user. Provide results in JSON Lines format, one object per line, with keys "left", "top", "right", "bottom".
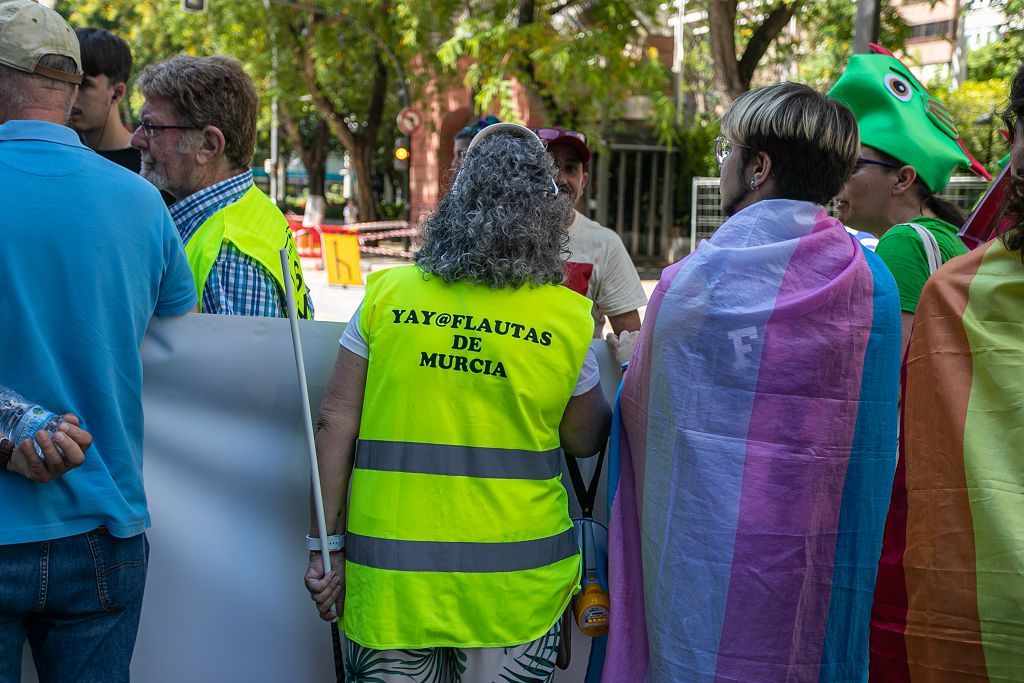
{"left": 414, "top": 133, "right": 572, "bottom": 288}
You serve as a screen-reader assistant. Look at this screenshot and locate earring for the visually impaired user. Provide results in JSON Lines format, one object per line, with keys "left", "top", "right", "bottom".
{"left": 750, "top": 177, "right": 758, "bottom": 190}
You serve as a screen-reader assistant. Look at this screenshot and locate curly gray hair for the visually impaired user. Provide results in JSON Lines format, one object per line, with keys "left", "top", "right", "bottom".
{"left": 414, "top": 133, "right": 572, "bottom": 288}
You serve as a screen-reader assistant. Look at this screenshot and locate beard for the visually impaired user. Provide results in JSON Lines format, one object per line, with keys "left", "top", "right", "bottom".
{"left": 721, "top": 162, "right": 752, "bottom": 217}
{"left": 140, "top": 156, "right": 170, "bottom": 192}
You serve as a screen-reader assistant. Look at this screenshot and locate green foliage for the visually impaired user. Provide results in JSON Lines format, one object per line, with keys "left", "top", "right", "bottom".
{"left": 438, "top": 0, "right": 674, "bottom": 136}
{"left": 377, "top": 200, "right": 407, "bottom": 220}
{"left": 932, "top": 79, "right": 1012, "bottom": 171}
{"left": 969, "top": 40, "right": 1023, "bottom": 81}
{"left": 57, "top": 0, "right": 214, "bottom": 119}
{"left": 672, "top": 118, "right": 720, "bottom": 229}
{"left": 677, "top": 0, "right": 908, "bottom": 119}
{"left": 967, "top": 0, "right": 1024, "bottom": 81}
{"left": 792, "top": 0, "right": 909, "bottom": 90}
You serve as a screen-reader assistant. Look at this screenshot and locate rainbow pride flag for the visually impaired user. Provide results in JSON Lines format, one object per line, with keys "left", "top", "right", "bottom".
{"left": 602, "top": 199, "right": 901, "bottom": 682}
{"left": 871, "top": 238, "right": 1024, "bottom": 682}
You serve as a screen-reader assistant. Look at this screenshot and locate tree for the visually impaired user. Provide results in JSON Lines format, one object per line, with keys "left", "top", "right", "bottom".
{"left": 791, "top": 0, "right": 908, "bottom": 90}
{"left": 967, "top": 0, "right": 1024, "bottom": 81}
{"left": 279, "top": 103, "right": 330, "bottom": 200}
{"left": 699, "top": 0, "right": 908, "bottom": 107}
{"left": 57, "top": 0, "right": 214, "bottom": 118}
{"left": 271, "top": 0, "right": 461, "bottom": 222}
{"left": 286, "top": 11, "right": 389, "bottom": 222}
{"left": 707, "top": 0, "right": 803, "bottom": 106}
{"left": 438, "top": 0, "right": 674, "bottom": 137}
{"left": 59, "top": 0, "right": 452, "bottom": 222}
{"left": 932, "top": 79, "right": 1011, "bottom": 171}
{"left": 193, "top": 0, "right": 338, "bottom": 215}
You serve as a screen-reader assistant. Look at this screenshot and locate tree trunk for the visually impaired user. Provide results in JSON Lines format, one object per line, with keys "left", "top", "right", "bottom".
{"left": 350, "top": 141, "right": 377, "bottom": 224}
{"left": 280, "top": 105, "right": 330, "bottom": 201}
{"left": 291, "top": 13, "right": 384, "bottom": 222}
{"left": 707, "top": 0, "right": 744, "bottom": 106}
{"left": 706, "top": 0, "right": 803, "bottom": 107}
{"left": 514, "top": 0, "right": 568, "bottom": 121}
{"left": 517, "top": 0, "right": 534, "bottom": 26}
{"left": 306, "top": 119, "right": 329, "bottom": 199}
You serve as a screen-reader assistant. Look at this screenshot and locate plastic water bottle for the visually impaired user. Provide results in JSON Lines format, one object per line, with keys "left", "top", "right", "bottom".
{"left": 0, "top": 386, "right": 63, "bottom": 458}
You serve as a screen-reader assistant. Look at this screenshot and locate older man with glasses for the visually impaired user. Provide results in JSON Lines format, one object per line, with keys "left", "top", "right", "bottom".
{"left": 534, "top": 126, "right": 648, "bottom": 338}
{"left": 131, "top": 55, "right": 313, "bottom": 319}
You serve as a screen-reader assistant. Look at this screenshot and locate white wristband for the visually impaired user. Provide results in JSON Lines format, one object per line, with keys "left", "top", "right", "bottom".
{"left": 306, "top": 534, "right": 344, "bottom": 552}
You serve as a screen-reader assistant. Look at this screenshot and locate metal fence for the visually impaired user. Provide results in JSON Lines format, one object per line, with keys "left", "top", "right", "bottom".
{"left": 689, "top": 176, "right": 992, "bottom": 252}
{"left": 585, "top": 143, "right": 675, "bottom": 264}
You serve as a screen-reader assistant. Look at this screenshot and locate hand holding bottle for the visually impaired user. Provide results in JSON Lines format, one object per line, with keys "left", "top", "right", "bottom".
{"left": 1, "top": 414, "right": 91, "bottom": 483}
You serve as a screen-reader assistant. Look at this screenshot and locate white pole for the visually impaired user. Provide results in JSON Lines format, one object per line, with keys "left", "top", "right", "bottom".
{"left": 278, "top": 249, "right": 333, "bottom": 603}
{"left": 270, "top": 98, "right": 280, "bottom": 204}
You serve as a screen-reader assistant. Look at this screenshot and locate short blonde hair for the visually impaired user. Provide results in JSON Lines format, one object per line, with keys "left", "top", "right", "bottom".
{"left": 137, "top": 55, "right": 258, "bottom": 170}
{"left": 722, "top": 83, "right": 859, "bottom": 205}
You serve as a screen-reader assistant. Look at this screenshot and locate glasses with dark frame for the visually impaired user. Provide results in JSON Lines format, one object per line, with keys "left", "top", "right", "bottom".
{"left": 855, "top": 157, "right": 904, "bottom": 171}
{"left": 134, "top": 120, "right": 201, "bottom": 139}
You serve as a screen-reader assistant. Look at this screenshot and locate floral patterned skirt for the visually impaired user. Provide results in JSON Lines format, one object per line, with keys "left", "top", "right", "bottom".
{"left": 343, "top": 620, "right": 561, "bottom": 683}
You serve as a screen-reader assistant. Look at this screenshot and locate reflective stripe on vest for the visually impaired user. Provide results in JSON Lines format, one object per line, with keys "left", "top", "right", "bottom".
{"left": 183, "top": 185, "right": 311, "bottom": 318}
{"left": 347, "top": 528, "right": 578, "bottom": 573}
{"left": 356, "top": 440, "right": 562, "bottom": 480}
{"left": 343, "top": 265, "right": 594, "bottom": 650}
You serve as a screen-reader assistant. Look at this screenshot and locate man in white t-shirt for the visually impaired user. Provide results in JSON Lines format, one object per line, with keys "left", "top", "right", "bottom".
{"left": 535, "top": 127, "right": 648, "bottom": 336}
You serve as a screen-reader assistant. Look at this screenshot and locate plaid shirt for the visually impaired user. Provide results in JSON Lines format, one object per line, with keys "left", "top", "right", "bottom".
{"left": 170, "top": 171, "right": 313, "bottom": 318}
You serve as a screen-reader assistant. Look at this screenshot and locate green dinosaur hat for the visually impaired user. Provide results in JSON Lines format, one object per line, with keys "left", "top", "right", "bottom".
{"left": 829, "top": 44, "right": 991, "bottom": 194}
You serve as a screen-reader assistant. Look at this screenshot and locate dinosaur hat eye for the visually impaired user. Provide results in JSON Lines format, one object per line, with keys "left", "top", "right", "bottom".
{"left": 884, "top": 73, "right": 913, "bottom": 102}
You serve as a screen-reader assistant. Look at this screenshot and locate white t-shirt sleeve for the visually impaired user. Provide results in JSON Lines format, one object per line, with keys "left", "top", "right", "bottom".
{"left": 339, "top": 305, "right": 369, "bottom": 358}
{"left": 572, "top": 345, "right": 600, "bottom": 397}
{"left": 593, "top": 235, "right": 648, "bottom": 318}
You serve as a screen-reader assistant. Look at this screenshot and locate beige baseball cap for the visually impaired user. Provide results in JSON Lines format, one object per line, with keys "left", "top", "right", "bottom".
{"left": 0, "top": 0, "right": 82, "bottom": 84}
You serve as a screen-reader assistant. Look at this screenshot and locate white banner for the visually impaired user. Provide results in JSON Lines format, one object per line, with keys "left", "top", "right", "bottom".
{"left": 23, "top": 314, "right": 620, "bottom": 682}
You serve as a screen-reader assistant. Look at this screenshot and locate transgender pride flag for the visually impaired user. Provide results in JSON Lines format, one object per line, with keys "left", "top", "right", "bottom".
{"left": 602, "top": 199, "right": 901, "bottom": 682}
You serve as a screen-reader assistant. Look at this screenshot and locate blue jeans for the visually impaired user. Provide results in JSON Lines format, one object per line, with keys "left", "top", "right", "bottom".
{"left": 0, "top": 528, "right": 148, "bottom": 683}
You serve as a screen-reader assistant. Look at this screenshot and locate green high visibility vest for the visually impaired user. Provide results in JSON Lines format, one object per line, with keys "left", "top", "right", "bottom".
{"left": 344, "top": 264, "right": 594, "bottom": 649}
{"left": 184, "top": 185, "right": 311, "bottom": 318}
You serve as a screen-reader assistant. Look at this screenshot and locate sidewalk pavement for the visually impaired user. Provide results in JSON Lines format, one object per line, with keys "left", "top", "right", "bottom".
{"left": 305, "top": 256, "right": 661, "bottom": 327}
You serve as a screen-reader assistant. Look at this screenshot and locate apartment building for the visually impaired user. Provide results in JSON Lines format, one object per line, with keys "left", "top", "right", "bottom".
{"left": 897, "top": 0, "right": 1006, "bottom": 84}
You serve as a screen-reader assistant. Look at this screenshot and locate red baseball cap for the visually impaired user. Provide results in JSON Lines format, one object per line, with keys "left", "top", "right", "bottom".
{"left": 535, "top": 127, "right": 591, "bottom": 165}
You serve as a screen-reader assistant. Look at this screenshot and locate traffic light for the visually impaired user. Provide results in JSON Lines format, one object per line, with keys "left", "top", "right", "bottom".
{"left": 393, "top": 136, "right": 409, "bottom": 171}
{"left": 182, "top": 0, "right": 207, "bottom": 13}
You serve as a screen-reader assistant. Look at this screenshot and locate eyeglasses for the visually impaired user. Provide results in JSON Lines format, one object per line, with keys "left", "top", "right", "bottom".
{"left": 134, "top": 120, "right": 200, "bottom": 139}
{"left": 855, "top": 157, "right": 903, "bottom": 170}
{"left": 535, "top": 127, "right": 587, "bottom": 145}
{"left": 714, "top": 135, "right": 749, "bottom": 165}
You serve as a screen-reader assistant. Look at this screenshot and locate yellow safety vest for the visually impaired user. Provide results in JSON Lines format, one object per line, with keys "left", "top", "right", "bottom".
{"left": 344, "top": 264, "right": 594, "bottom": 649}
{"left": 184, "top": 185, "right": 311, "bottom": 318}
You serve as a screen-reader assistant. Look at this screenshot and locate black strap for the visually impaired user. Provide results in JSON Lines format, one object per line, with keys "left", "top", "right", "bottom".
{"left": 564, "top": 444, "right": 606, "bottom": 518}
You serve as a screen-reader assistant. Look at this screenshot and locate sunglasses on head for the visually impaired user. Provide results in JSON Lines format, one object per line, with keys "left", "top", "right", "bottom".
{"left": 535, "top": 127, "right": 587, "bottom": 144}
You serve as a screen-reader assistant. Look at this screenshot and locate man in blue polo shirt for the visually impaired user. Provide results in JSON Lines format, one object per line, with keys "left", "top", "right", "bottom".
{"left": 0, "top": 2, "right": 197, "bottom": 681}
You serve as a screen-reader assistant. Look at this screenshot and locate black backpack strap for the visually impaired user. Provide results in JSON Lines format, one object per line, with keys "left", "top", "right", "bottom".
{"left": 564, "top": 444, "right": 606, "bottom": 518}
